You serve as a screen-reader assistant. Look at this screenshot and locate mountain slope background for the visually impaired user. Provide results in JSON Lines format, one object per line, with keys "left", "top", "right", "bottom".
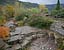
{"left": 18, "top": 1, "right": 64, "bottom": 11}
{"left": 46, "top": 4, "right": 64, "bottom": 11}
{"left": 0, "top": 0, "right": 18, "bottom": 5}
{"left": 0, "top": 0, "right": 64, "bottom": 11}
{"left": 17, "top": 1, "right": 64, "bottom": 10}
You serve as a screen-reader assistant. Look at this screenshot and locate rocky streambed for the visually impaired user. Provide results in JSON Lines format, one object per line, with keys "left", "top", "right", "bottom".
{"left": 23, "top": 33, "right": 57, "bottom": 50}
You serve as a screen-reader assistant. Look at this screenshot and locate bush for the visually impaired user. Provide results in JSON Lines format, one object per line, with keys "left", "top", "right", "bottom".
{"left": 57, "top": 8, "right": 64, "bottom": 18}
{"left": 0, "top": 16, "right": 6, "bottom": 25}
{"left": 15, "top": 16, "right": 24, "bottom": 21}
{"left": 51, "top": 8, "right": 64, "bottom": 18}
{"left": 17, "top": 21, "right": 24, "bottom": 26}
{"left": 27, "top": 16, "right": 54, "bottom": 29}
{"left": 15, "top": 13, "right": 30, "bottom": 21}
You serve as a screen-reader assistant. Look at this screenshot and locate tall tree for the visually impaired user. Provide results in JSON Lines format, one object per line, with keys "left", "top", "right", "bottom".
{"left": 56, "top": 0, "right": 61, "bottom": 10}
{"left": 51, "top": 0, "right": 62, "bottom": 17}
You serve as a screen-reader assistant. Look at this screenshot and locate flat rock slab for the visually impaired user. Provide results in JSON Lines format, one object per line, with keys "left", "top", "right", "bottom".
{"left": 50, "top": 21, "right": 64, "bottom": 35}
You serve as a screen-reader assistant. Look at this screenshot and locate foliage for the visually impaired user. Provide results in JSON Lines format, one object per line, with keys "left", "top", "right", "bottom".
{"left": 29, "top": 8, "right": 40, "bottom": 14}
{"left": 51, "top": 0, "right": 64, "bottom": 18}
{"left": 57, "top": 38, "right": 64, "bottom": 50}
{"left": 39, "top": 4, "right": 48, "bottom": 13}
{"left": 14, "top": 3, "right": 31, "bottom": 21}
{"left": 55, "top": 0, "right": 61, "bottom": 10}
{"left": 27, "top": 16, "right": 54, "bottom": 29}
{"left": 0, "top": 16, "right": 6, "bottom": 25}
{"left": 19, "top": 1, "right": 39, "bottom": 8}
{"left": 17, "top": 21, "right": 24, "bottom": 26}
{"left": 57, "top": 8, "right": 64, "bottom": 18}
{"left": 15, "top": 16, "right": 24, "bottom": 21}
{"left": 0, "top": 6, "right": 3, "bottom": 16}
{"left": 14, "top": 2, "right": 22, "bottom": 17}
{"left": 51, "top": 9, "right": 59, "bottom": 16}
{"left": 14, "top": 2, "right": 30, "bottom": 17}
{"left": 0, "top": 26, "right": 10, "bottom": 40}
{"left": 5, "top": 5, "right": 14, "bottom": 19}
{"left": 51, "top": 8, "right": 64, "bottom": 18}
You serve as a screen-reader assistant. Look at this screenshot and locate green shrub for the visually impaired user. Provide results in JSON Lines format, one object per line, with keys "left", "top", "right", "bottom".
{"left": 17, "top": 21, "right": 24, "bottom": 26}
{"left": 28, "top": 16, "right": 54, "bottom": 29}
{"left": 15, "top": 16, "right": 24, "bottom": 21}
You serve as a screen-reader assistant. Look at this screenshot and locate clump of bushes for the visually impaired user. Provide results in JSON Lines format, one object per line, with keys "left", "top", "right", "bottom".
{"left": 27, "top": 16, "right": 54, "bottom": 29}
{"left": 51, "top": 8, "right": 64, "bottom": 18}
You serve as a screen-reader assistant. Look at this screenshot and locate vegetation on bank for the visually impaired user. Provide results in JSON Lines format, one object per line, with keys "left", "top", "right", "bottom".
{"left": 51, "top": 0, "right": 64, "bottom": 18}
{"left": 27, "top": 16, "right": 54, "bottom": 29}
{"left": 0, "top": 0, "right": 64, "bottom": 50}
{"left": 57, "top": 38, "right": 64, "bottom": 50}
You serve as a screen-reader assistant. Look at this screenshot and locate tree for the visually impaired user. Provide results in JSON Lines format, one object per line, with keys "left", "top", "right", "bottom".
{"left": 51, "top": 0, "right": 62, "bottom": 17}
{"left": 14, "top": 2, "right": 25, "bottom": 17}
{"left": 51, "top": 9, "right": 59, "bottom": 16}
{"left": 57, "top": 8, "right": 64, "bottom": 18}
{"left": 39, "top": 4, "right": 48, "bottom": 13}
{"left": 55, "top": 0, "right": 61, "bottom": 10}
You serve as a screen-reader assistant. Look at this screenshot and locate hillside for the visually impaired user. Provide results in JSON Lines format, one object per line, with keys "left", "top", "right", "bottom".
{"left": 0, "top": 0, "right": 18, "bottom": 5}
{"left": 0, "top": 0, "right": 64, "bottom": 11}
{"left": 18, "top": 1, "right": 64, "bottom": 11}
{"left": 0, "top": 0, "right": 39, "bottom": 8}
{"left": 46, "top": 4, "right": 64, "bottom": 11}
{"left": 18, "top": 1, "right": 39, "bottom": 8}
